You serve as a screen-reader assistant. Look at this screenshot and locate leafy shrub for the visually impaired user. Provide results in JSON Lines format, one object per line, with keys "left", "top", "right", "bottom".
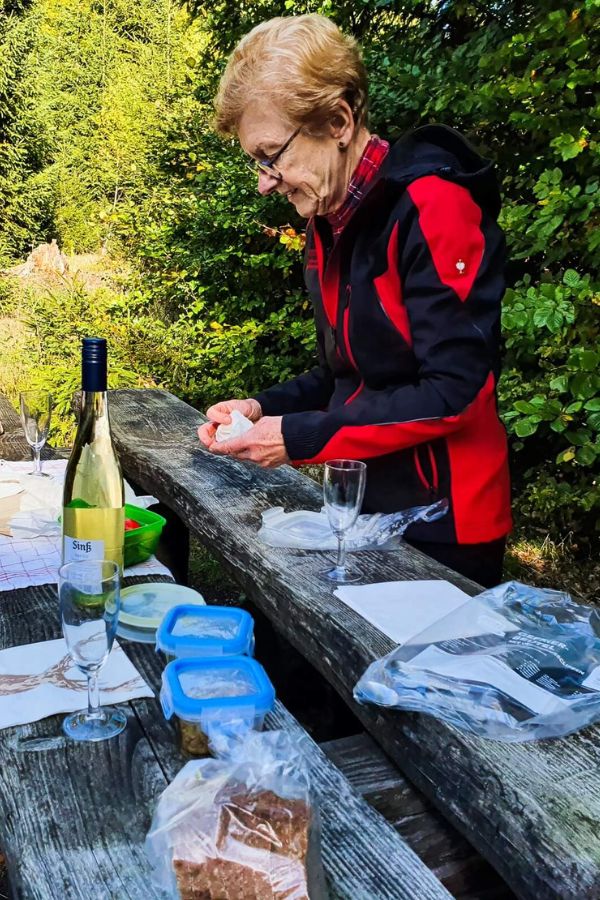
{"left": 0, "top": 278, "right": 158, "bottom": 444}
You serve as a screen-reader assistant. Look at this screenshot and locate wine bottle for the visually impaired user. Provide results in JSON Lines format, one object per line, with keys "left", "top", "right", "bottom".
{"left": 62, "top": 338, "right": 125, "bottom": 571}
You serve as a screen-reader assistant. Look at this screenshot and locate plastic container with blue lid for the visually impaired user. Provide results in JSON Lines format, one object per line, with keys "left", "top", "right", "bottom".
{"left": 155, "top": 604, "right": 255, "bottom": 662}
{"left": 160, "top": 656, "right": 275, "bottom": 757}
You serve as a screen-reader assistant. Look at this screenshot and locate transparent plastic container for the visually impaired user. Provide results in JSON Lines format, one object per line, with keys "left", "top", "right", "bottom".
{"left": 155, "top": 604, "right": 255, "bottom": 664}
{"left": 160, "top": 657, "right": 275, "bottom": 758}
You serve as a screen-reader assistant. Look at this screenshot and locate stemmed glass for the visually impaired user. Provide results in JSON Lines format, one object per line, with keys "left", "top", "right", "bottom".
{"left": 19, "top": 390, "right": 53, "bottom": 477}
{"left": 58, "top": 559, "right": 127, "bottom": 742}
{"left": 321, "top": 459, "right": 367, "bottom": 584}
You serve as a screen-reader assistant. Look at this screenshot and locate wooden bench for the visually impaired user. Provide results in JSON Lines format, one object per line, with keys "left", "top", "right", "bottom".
{"left": 0, "top": 393, "right": 451, "bottom": 899}
{"left": 109, "top": 388, "right": 600, "bottom": 900}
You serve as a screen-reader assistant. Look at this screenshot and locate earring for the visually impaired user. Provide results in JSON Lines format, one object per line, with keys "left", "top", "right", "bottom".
{"left": 338, "top": 141, "right": 346, "bottom": 150}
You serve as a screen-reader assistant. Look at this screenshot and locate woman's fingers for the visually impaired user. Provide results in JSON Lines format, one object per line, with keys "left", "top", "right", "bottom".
{"left": 197, "top": 421, "right": 218, "bottom": 447}
{"left": 204, "top": 416, "right": 288, "bottom": 468}
{"left": 205, "top": 403, "right": 233, "bottom": 425}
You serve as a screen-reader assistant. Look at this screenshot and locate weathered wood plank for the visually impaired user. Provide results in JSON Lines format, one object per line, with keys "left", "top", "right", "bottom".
{"left": 0, "top": 586, "right": 451, "bottom": 900}
{"left": 109, "top": 388, "right": 600, "bottom": 900}
{"left": 321, "top": 734, "right": 515, "bottom": 900}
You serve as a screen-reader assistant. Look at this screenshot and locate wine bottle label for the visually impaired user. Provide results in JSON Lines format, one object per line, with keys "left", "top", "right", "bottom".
{"left": 63, "top": 535, "right": 105, "bottom": 562}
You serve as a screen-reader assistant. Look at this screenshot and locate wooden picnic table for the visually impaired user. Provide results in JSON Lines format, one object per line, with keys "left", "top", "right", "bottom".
{"left": 0, "top": 392, "right": 452, "bottom": 899}
{"left": 108, "top": 387, "right": 600, "bottom": 900}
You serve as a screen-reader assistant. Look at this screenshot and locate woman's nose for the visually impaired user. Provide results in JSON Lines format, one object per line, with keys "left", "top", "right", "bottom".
{"left": 257, "top": 170, "right": 279, "bottom": 196}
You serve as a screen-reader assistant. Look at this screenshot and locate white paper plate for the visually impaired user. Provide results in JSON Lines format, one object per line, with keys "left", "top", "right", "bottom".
{"left": 119, "top": 582, "right": 205, "bottom": 629}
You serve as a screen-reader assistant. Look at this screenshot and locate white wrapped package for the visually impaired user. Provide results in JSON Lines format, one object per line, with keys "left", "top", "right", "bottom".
{"left": 215, "top": 410, "right": 254, "bottom": 443}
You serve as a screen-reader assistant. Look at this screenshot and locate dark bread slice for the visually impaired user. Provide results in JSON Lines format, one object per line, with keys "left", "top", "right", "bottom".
{"left": 217, "top": 790, "right": 310, "bottom": 860}
{"left": 174, "top": 856, "right": 275, "bottom": 899}
{"left": 173, "top": 789, "right": 312, "bottom": 900}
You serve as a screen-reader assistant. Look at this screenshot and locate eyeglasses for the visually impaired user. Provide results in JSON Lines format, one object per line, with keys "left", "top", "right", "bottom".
{"left": 246, "top": 127, "right": 302, "bottom": 180}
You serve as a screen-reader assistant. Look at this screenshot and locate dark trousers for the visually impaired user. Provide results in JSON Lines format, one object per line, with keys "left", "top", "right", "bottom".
{"left": 405, "top": 537, "right": 506, "bottom": 589}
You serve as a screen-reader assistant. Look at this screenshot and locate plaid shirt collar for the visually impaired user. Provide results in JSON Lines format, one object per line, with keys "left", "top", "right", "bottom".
{"left": 325, "top": 135, "right": 390, "bottom": 238}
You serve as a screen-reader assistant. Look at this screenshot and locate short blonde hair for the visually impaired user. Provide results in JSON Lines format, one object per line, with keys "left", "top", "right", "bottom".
{"left": 214, "top": 14, "right": 368, "bottom": 136}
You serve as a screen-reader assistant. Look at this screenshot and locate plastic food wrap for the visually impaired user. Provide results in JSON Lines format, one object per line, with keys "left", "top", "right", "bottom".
{"left": 258, "top": 499, "right": 448, "bottom": 550}
{"left": 354, "top": 581, "right": 600, "bottom": 742}
{"left": 145, "top": 730, "right": 328, "bottom": 899}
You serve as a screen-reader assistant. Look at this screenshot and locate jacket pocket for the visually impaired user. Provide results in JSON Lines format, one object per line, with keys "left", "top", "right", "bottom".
{"left": 412, "top": 443, "right": 440, "bottom": 496}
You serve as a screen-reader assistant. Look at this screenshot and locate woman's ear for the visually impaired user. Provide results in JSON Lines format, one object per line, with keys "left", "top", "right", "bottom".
{"left": 328, "top": 98, "right": 356, "bottom": 148}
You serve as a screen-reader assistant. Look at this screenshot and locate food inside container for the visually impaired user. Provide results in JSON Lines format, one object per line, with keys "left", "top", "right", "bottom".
{"left": 156, "top": 604, "right": 254, "bottom": 663}
{"left": 160, "top": 657, "right": 275, "bottom": 757}
{"left": 123, "top": 503, "right": 166, "bottom": 567}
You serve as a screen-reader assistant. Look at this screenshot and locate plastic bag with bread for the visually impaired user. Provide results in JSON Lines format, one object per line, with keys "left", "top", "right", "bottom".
{"left": 145, "top": 730, "right": 328, "bottom": 899}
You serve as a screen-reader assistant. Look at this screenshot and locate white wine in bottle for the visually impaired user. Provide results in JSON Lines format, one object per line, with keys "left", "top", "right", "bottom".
{"left": 62, "top": 338, "right": 125, "bottom": 571}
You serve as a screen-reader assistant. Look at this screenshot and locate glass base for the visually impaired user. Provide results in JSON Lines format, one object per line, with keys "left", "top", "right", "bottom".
{"left": 27, "top": 470, "right": 51, "bottom": 477}
{"left": 320, "top": 565, "right": 361, "bottom": 584}
{"left": 63, "top": 706, "right": 127, "bottom": 742}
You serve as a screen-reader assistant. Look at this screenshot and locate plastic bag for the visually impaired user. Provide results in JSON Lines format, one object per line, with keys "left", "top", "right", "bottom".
{"left": 354, "top": 581, "right": 600, "bottom": 742}
{"left": 215, "top": 410, "right": 254, "bottom": 443}
{"left": 258, "top": 499, "right": 448, "bottom": 551}
{"left": 145, "top": 730, "right": 328, "bottom": 899}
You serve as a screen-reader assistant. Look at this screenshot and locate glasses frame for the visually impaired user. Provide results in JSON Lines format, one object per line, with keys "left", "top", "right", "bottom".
{"left": 247, "top": 126, "right": 302, "bottom": 180}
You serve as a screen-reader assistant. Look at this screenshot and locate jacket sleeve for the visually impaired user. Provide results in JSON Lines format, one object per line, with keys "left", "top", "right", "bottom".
{"left": 254, "top": 318, "right": 335, "bottom": 416}
{"left": 281, "top": 175, "right": 505, "bottom": 463}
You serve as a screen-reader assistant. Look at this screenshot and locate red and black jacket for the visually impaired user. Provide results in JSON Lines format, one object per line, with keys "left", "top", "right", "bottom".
{"left": 256, "top": 125, "right": 512, "bottom": 545}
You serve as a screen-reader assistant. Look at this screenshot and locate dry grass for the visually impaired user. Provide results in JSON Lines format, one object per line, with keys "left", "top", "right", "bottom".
{"left": 505, "top": 532, "right": 600, "bottom": 604}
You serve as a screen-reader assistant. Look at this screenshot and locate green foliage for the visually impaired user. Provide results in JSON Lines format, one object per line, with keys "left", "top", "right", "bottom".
{"left": 500, "top": 269, "right": 600, "bottom": 535}
{"left": 112, "top": 99, "right": 315, "bottom": 407}
{"left": 0, "top": 278, "right": 158, "bottom": 444}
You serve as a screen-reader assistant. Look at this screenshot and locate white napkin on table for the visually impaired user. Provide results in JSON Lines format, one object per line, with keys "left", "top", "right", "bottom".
{"left": 0, "top": 637, "right": 153, "bottom": 730}
{"left": 334, "top": 580, "right": 472, "bottom": 645}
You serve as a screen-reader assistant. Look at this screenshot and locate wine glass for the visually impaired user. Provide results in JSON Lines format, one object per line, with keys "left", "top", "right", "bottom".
{"left": 58, "top": 559, "right": 127, "bottom": 742}
{"left": 19, "top": 390, "right": 53, "bottom": 477}
{"left": 321, "top": 459, "right": 367, "bottom": 584}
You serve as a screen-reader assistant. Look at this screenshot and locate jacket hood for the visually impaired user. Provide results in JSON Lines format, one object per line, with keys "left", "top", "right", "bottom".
{"left": 380, "top": 124, "right": 502, "bottom": 219}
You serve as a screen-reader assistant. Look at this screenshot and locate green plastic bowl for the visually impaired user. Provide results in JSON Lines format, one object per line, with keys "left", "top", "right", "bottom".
{"left": 123, "top": 503, "right": 166, "bottom": 568}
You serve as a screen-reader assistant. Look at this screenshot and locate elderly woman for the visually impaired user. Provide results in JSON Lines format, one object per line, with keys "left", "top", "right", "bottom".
{"left": 198, "top": 14, "right": 511, "bottom": 588}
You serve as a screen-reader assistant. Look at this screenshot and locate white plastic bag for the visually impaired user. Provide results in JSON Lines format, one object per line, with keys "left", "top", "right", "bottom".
{"left": 145, "top": 730, "right": 328, "bottom": 899}
{"left": 355, "top": 581, "right": 600, "bottom": 742}
{"left": 258, "top": 499, "right": 448, "bottom": 551}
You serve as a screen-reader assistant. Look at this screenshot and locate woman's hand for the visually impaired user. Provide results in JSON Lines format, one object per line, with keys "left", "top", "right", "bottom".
{"left": 205, "top": 415, "right": 289, "bottom": 468}
{"left": 198, "top": 398, "right": 262, "bottom": 449}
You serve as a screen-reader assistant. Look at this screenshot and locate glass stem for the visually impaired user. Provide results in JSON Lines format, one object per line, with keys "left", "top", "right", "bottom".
{"left": 87, "top": 670, "right": 101, "bottom": 718}
{"left": 33, "top": 446, "right": 42, "bottom": 475}
{"left": 335, "top": 534, "right": 347, "bottom": 573}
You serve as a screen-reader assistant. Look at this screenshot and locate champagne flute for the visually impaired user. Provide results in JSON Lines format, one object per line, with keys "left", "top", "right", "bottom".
{"left": 19, "top": 390, "right": 53, "bottom": 477}
{"left": 321, "top": 459, "right": 367, "bottom": 584}
{"left": 59, "top": 559, "right": 127, "bottom": 742}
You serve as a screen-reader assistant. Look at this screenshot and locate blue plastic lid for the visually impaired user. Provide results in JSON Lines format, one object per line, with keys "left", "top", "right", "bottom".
{"left": 155, "top": 604, "right": 254, "bottom": 658}
{"left": 160, "top": 657, "right": 275, "bottom": 724}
